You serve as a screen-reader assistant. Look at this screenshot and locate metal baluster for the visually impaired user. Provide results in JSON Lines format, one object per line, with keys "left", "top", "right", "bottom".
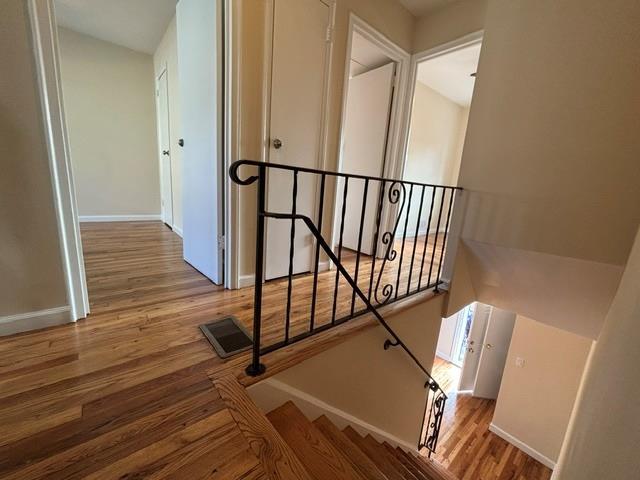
{"left": 309, "top": 174, "right": 326, "bottom": 332}
{"left": 395, "top": 184, "right": 413, "bottom": 300}
{"left": 434, "top": 188, "right": 455, "bottom": 290}
{"left": 428, "top": 188, "right": 446, "bottom": 291}
{"left": 418, "top": 187, "right": 436, "bottom": 291}
{"left": 284, "top": 170, "right": 298, "bottom": 344}
{"left": 368, "top": 180, "right": 386, "bottom": 304}
{"left": 351, "top": 178, "right": 369, "bottom": 316}
{"left": 246, "top": 165, "right": 266, "bottom": 376}
{"left": 331, "top": 177, "right": 349, "bottom": 325}
{"left": 407, "top": 185, "right": 426, "bottom": 295}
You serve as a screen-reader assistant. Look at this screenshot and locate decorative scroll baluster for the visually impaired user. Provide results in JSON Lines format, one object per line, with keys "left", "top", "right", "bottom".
{"left": 368, "top": 180, "right": 386, "bottom": 303}
{"left": 395, "top": 184, "right": 413, "bottom": 300}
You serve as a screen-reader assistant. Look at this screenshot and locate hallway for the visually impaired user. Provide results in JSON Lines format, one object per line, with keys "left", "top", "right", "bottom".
{"left": 430, "top": 357, "right": 552, "bottom": 480}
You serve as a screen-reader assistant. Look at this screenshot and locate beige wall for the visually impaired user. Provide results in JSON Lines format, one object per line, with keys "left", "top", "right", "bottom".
{"left": 58, "top": 28, "right": 160, "bottom": 218}
{"left": 413, "top": 0, "right": 488, "bottom": 53}
{"left": 153, "top": 17, "right": 183, "bottom": 232}
{"left": 553, "top": 228, "right": 640, "bottom": 479}
{"left": 403, "top": 82, "right": 467, "bottom": 235}
{"left": 0, "top": 1, "right": 67, "bottom": 318}
{"left": 267, "top": 296, "right": 444, "bottom": 445}
{"left": 234, "top": 0, "right": 415, "bottom": 277}
{"left": 492, "top": 316, "right": 592, "bottom": 464}
{"left": 446, "top": 0, "right": 640, "bottom": 338}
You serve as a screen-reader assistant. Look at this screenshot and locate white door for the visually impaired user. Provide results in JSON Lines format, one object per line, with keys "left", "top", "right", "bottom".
{"left": 459, "top": 302, "right": 491, "bottom": 391}
{"left": 471, "top": 307, "right": 516, "bottom": 399}
{"left": 177, "top": 0, "right": 223, "bottom": 284}
{"left": 156, "top": 70, "right": 173, "bottom": 226}
{"left": 265, "top": 0, "right": 331, "bottom": 280}
{"left": 338, "top": 62, "right": 395, "bottom": 254}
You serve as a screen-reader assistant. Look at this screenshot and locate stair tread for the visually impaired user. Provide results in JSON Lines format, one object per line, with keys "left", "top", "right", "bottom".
{"left": 382, "top": 442, "right": 431, "bottom": 480}
{"left": 342, "top": 426, "right": 408, "bottom": 480}
{"left": 394, "top": 448, "right": 442, "bottom": 480}
{"left": 212, "top": 376, "right": 313, "bottom": 480}
{"left": 365, "top": 438, "right": 418, "bottom": 480}
{"left": 267, "top": 402, "right": 367, "bottom": 480}
{"left": 410, "top": 452, "right": 459, "bottom": 480}
{"left": 313, "top": 415, "right": 388, "bottom": 480}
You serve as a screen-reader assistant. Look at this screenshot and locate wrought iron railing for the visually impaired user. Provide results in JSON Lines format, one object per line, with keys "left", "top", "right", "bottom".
{"left": 230, "top": 159, "right": 460, "bottom": 454}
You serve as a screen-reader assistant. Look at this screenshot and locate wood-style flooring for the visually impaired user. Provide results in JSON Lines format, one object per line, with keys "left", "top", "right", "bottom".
{"left": 429, "top": 358, "right": 553, "bottom": 480}
{"left": 0, "top": 222, "right": 551, "bottom": 479}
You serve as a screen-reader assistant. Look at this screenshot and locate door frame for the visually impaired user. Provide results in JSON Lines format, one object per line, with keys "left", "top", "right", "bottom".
{"left": 154, "top": 66, "right": 175, "bottom": 227}
{"left": 332, "top": 13, "right": 411, "bottom": 252}
{"left": 29, "top": 0, "right": 239, "bottom": 318}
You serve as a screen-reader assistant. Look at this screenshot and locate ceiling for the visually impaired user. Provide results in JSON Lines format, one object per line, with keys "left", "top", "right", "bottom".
{"left": 54, "top": 0, "right": 177, "bottom": 54}
{"left": 396, "top": 0, "right": 457, "bottom": 17}
{"left": 350, "top": 32, "right": 393, "bottom": 77}
{"left": 416, "top": 42, "right": 481, "bottom": 107}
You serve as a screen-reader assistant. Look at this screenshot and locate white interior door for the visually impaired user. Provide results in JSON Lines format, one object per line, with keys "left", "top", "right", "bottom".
{"left": 265, "top": 0, "right": 331, "bottom": 280}
{"left": 471, "top": 307, "right": 516, "bottom": 399}
{"left": 338, "top": 62, "right": 395, "bottom": 254}
{"left": 176, "top": 0, "right": 223, "bottom": 284}
{"left": 459, "top": 302, "right": 491, "bottom": 391}
{"left": 156, "top": 70, "right": 173, "bottom": 227}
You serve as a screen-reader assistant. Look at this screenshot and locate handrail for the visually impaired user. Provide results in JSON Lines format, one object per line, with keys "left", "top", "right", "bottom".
{"left": 230, "top": 159, "right": 455, "bottom": 455}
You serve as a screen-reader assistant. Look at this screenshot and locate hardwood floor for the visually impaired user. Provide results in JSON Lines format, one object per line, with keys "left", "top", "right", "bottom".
{"left": 429, "top": 357, "right": 553, "bottom": 480}
{"left": 0, "top": 222, "right": 550, "bottom": 479}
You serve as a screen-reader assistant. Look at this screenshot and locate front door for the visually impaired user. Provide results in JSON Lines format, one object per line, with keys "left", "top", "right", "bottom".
{"left": 264, "top": 0, "right": 332, "bottom": 280}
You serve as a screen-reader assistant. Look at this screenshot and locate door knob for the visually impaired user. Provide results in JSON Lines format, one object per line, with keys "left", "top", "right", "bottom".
{"left": 273, "top": 138, "right": 283, "bottom": 149}
{"left": 486, "top": 343, "right": 493, "bottom": 349}
{"left": 162, "top": 150, "right": 170, "bottom": 156}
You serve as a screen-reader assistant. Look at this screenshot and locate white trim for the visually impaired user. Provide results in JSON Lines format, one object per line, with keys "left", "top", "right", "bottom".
{"left": 332, "top": 13, "right": 411, "bottom": 251}
{"left": 397, "top": 30, "right": 483, "bottom": 183}
{"left": 249, "top": 378, "right": 417, "bottom": 452}
{"left": 78, "top": 215, "right": 162, "bottom": 222}
{"left": 238, "top": 274, "right": 255, "bottom": 289}
{"left": 223, "top": 0, "right": 238, "bottom": 290}
{"left": 28, "top": 0, "right": 89, "bottom": 321}
{"left": 172, "top": 225, "right": 184, "bottom": 237}
{"left": 0, "top": 306, "right": 71, "bottom": 337}
{"left": 489, "top": 423, "right": 556, "bottom": 470}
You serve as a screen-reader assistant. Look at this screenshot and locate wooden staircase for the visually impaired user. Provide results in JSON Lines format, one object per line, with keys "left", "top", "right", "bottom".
{"left": 265, "top": 401, "right": 456, "bottom": 480}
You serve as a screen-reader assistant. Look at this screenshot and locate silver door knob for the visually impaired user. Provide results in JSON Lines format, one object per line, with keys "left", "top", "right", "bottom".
{"left": 273, "top": 138, "right": 283, "bottom": 149}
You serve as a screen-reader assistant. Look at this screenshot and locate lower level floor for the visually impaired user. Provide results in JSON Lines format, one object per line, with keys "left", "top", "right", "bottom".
{"left": 0, "top": 222, "right": 551, "bottom": 479}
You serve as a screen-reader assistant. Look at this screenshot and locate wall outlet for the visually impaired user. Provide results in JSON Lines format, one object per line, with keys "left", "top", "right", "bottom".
{"left": 515, "top": 357, "right": 525, "bottom": 368}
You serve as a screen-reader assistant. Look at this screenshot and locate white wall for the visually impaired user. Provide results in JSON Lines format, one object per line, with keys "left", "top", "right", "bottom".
{"left": 153, "top": 16, "right": 183, "bottom": 233}
{"left": 403, "top": 81, "right": 468, "bottom": 236}
{"left": 57, "top": 28, "right": 160, "bottom": 218}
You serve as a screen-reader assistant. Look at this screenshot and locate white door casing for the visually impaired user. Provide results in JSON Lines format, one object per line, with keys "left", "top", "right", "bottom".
{"left": 471, "top": 306, "right": 516, "bottom": 399}
{"left": 264, "top": 0, "right": 332, "bottom": 280}
{"left": 337, "top": 62, "right": 395, "bottom": 255}
{"left": 177, "top": 0, "right": 223, "bottom": 284}
{"left": 156, "top": 69, "right": 173, "bottom": 226}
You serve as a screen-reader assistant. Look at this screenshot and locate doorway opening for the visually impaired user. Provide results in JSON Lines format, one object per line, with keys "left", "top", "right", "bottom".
{"left": 47, "top": 0, "right": 229, "bottom": 318}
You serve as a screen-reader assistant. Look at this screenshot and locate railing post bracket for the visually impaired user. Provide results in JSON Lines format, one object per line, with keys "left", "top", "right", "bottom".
{"left": 245, "top": 363, "right": 266, "bottom": 377}
{"left": 383, "top": 339, "right": 400, "bottom": 350}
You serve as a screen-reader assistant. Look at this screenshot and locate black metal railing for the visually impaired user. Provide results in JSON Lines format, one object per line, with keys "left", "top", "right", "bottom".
{"left": 230, "top": 159, "right": 459, "bottom": 454}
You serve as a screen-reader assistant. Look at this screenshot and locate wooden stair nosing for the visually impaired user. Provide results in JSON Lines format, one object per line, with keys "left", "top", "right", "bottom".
{"left": 313, "top": 415, "right": 388, "bottom": 480}
{"left": 267, "top": 402, "right": 366, "bottom": 480}
{"left": 382, "top": 442, "right": 431, "bottom": 480}
{"left": 342, "top": 426, "right": 407, "bottom": 480}
{"left": 364, "top": 436, "right": 419, "bottom": 480}
{"left": 406, "top": 450, "right": 459, "bottom": 480}
{"left": 212, "top": 375, "right": 313, "bottom": 480}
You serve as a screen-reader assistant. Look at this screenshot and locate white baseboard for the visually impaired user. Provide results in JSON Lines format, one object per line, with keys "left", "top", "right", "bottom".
{"left": 0, "top": 306, "right": 72, "bottom": 336}
{"left": 172, "top": 225, "right": 183, "bottom": 237}
{"left": 237, "top": 261, "right": 331, "bottom": 289}
{"left": 248, "top": 378, "right": 417, "bottom": 452}
{"left": 489, "top": 423, "right": 556, "bottom": 469}
{"left": 79, "top": 214, "right": 162, "bottom": 222}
